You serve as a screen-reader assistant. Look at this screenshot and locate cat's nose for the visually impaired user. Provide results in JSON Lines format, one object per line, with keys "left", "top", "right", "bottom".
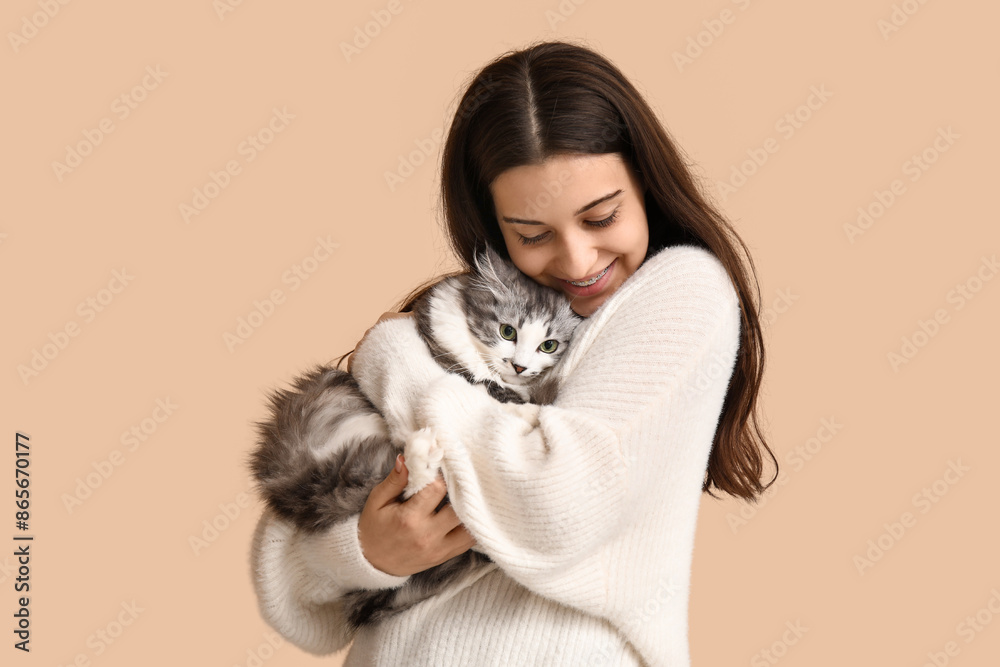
{"left": 512, "top": 363, "right": 526, "bottom": 374}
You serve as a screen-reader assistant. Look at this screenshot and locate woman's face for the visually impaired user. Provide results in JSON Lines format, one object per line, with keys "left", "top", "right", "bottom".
{"left": 490, "top": 152, "right": 650, "bottom": 317}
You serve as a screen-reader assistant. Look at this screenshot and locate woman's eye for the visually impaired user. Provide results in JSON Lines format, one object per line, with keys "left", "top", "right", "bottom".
{"left": 517, "top": 233, "right": 546, "bottom": 246}
{"left": 588, "top": 208, "right": 620, "bottom": 228}
{"left": 515, "top": 207, "right": 620, "bottom": 246}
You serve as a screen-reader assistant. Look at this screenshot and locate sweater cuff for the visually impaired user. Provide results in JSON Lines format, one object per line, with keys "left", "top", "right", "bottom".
{"left": 300, "top": 514, "right": 412, "bottom": 591}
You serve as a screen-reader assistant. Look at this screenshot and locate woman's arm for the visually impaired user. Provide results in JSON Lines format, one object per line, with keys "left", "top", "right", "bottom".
{"left": 349, "top": 245, "right": 742, "bottom": 612}
{"left": 250, "top": 507, "right": 411, "bottom": 654}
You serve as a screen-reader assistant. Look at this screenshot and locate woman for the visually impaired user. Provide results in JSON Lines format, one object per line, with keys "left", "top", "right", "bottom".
{"left": 250, "top": 39, "right": 774, "bottom": 665}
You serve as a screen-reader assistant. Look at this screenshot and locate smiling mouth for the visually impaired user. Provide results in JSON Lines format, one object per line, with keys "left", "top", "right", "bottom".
{"left": 563, "top": 260, "right": 613, "bottom": 287}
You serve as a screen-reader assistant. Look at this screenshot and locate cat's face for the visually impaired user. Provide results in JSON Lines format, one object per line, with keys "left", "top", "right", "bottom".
{"left": 482, "top": 312, "right": 576, "bottom": 387}
{"left": 466, "top": 245, "right": 583, "bottom": 387}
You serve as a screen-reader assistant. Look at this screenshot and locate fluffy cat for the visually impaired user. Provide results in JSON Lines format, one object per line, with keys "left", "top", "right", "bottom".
{"left": 248, "top": 244, "right": 583, "bottom": 631}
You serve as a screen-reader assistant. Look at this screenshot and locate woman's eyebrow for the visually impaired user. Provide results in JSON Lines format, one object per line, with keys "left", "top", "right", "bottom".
{"left": 501, "top": 188, "right": 624, "bottom": 225}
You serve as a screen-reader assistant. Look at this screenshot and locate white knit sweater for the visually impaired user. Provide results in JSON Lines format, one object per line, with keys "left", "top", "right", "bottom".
{"left": 249, "top": 244, "right": 742, "bottom": 666}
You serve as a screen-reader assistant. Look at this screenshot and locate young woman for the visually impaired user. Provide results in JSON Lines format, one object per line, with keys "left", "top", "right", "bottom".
{"left": 250, "top": 39, "right": 774, "bottom": 666}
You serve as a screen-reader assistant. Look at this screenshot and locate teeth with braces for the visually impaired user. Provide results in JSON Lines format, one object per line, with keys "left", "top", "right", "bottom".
{"left": 567, "top": 263, "right": 610, "bottom": 287}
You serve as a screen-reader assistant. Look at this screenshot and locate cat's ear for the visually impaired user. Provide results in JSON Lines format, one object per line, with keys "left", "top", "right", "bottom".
{"left": 471, "top": 244, "right": 517, "bottom": 290}
{"left": 472, "top": 244, "right": 516, "bottom": 300}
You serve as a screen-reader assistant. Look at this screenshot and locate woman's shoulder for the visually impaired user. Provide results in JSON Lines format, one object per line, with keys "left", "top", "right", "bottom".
{"left": 552, "top": 243, "right": 743, "bottom": 410}
{"left": 601, "top": 243, "right": 738, "bottom": 319}
{"left": 555, "top": 244, "right": 740, "bottom": 380}
{"left": 640, "top": 243, "right": 732, "bottom": 288}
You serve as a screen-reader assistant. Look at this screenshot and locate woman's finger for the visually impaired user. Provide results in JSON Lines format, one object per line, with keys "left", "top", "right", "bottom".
{"left": 403, "top": 474, "right": 449, "bottom": 516}
{"left": 432, "top": 500, "right": 465, "bottom": 534}
{"left": 443, "top": 523, "right": 478, "bottom": 558}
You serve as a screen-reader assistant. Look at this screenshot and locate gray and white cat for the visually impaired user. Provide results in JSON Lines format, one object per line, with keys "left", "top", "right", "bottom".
{"left": 249, "top": 244, "right": 583, "bottom": 631}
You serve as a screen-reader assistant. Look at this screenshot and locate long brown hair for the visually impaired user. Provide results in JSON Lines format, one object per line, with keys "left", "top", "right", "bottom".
{"left": 337, "top": 39, "right": 776, "bottom": 502}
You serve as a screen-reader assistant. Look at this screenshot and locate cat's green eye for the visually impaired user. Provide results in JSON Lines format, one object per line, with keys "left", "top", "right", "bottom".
{"left": 499, "top": 324, "right": 516, "bottom": 340}
{"left": 539, "top": 340, "right": 558, "bottom": 353}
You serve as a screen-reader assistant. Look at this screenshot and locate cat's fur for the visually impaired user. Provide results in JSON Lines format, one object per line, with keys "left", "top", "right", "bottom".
{"left": 248, "top": 245, "right": 583, "bottom": 632}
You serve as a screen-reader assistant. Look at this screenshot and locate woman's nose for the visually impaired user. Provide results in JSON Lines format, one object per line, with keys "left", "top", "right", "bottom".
{"left": 556, "top": 234, "right": 599, "bottom": 280}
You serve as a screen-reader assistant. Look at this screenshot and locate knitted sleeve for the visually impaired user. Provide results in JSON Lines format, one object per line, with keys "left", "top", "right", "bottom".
{"left": 349, "top": 245, "right": 741, "bottom": 614}
{"left": 249, "top": 508, "right": 412, "bottom": 654}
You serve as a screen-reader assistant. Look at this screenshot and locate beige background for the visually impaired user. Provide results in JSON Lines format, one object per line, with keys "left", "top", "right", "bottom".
{"left": 2, "top": 1, "right": 998, "bottom": 665}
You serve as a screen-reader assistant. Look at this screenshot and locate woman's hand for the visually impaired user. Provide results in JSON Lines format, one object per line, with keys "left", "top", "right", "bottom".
{"left": 358, "top": 454, "right": 477, "bottom": 577}
{"left": 347, "top": 311, "right": 415, "bottom": 374}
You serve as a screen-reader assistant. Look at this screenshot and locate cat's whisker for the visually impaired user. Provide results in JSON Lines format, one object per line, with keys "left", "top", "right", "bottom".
{"left": 437, "top": 360, "right": 468, "bottom": 375}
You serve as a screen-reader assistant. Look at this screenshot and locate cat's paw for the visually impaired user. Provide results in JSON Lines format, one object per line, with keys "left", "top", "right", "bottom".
{"left": 499, "top": 401, "right": 541, "bottom": 428}
{"left": 402, "top": 427, "right": 444, "bottom": 500}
